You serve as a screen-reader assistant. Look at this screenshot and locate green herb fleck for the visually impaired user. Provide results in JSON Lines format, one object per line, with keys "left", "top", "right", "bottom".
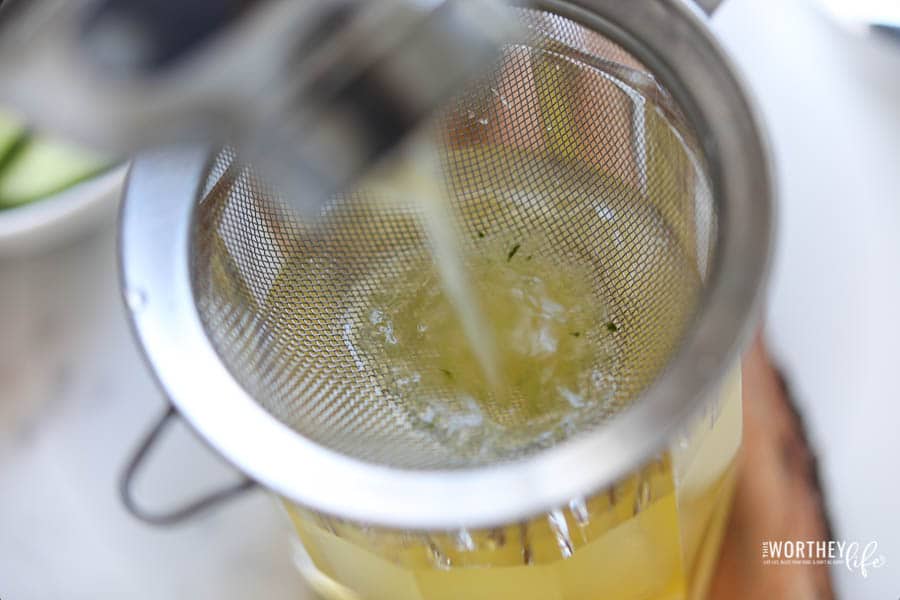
{"left": 477, "top": 230, "right": 485, "bottom": 239}
{"left": 507, "top": 243, "right": 521, "bottom": 262}
{"left": 439, "top": 368, "right": 454, "bottom": 379}
{"left": 526, "top": 255, "right": 533, "bottom": 261}
{"left": 606, "top": 321, "right": 618, "bottom": 333}
{"left": 570, "top": 331, "right": 581, "bottom": 338}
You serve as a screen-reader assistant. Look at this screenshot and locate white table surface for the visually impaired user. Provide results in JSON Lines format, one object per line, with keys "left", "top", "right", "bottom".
{"left": 1, "top": 0, "right": 898, "bottom": 598}
{"left": 0, "top": 225, "right": 311, "bottom": 599}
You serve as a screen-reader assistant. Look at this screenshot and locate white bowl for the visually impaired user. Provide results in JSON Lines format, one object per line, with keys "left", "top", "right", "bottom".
{"left": 0, "top": 165, "right": 128, "bottom": 256}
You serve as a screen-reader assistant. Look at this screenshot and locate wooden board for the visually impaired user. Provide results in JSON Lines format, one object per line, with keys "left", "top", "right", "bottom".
{"left": 708, "top": 333, "right": 835, "bottom": 599}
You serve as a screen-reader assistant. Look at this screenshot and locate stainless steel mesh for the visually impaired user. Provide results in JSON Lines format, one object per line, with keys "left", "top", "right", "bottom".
{"left": 190, "top": 7, "right": 714, "bottom": 470}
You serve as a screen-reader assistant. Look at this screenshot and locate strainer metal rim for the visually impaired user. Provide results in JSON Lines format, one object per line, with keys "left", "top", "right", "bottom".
{"left": 119, "top": 0, "right": 773, "bottom": 530}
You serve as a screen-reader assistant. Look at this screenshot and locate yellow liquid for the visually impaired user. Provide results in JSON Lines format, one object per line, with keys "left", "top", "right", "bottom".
{"left": 277, "top": 140, "right": 737, "bottom": 599}
{"left": 350, "top": 231, "right": 618, "bottom": 461}
{"left": 281, "top": 230, "right": 741, "bottom": 599}
{"left": 348, "top": 141, "right": 622, "bottom": 461}
{"left": 285, "top": 367, "right": 740, "bottom": 600}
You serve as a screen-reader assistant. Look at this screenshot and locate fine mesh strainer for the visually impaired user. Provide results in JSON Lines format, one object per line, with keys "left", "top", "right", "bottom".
{"left": 120, "top": 0, "right": 771, "bottom": 530}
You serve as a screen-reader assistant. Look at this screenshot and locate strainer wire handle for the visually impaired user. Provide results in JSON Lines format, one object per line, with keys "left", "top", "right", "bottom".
{"left": 120, "top": 405, "right": 256, "bottom": 526}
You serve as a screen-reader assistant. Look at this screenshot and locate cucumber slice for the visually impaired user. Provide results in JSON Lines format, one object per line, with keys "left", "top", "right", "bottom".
{"left": 0, "top": 137, "right": 110, "bottom": 209}
{"left": 0, "top": 110, "right": 28, "bottom": 165}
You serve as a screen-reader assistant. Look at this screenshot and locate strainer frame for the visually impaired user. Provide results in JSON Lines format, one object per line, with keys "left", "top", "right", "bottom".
{"left": 120, "top": 0, "right": 772, "bottom": 530}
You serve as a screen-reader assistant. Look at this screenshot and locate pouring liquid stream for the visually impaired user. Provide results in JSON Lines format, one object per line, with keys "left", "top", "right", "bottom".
{"left": 358, "top": 140, "right": 619, "bottom": 459}
{"left": 374, "top": 144, "right": 504, "bottom": 393}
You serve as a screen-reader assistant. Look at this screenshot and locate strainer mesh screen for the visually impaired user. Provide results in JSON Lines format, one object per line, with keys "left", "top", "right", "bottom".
{"left": 191, "top": 8, "right": 714, "bottom": 469}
